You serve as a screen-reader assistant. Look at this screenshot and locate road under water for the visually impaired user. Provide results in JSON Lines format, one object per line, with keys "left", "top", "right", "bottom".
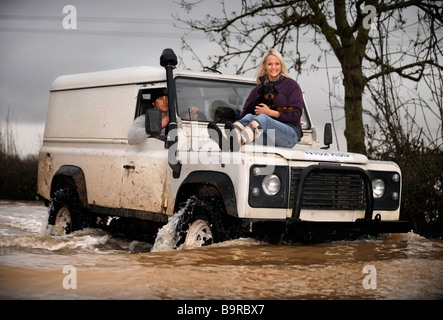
{"left": 0, "top": 200, "right": 442, "bottom": 300}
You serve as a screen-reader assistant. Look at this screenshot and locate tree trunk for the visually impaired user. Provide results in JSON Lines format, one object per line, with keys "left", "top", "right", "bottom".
{"left": 342, "top": 64, "right": 367, "bottom": 155}
{"left": 329, "top": 0, "right": 370, "bottom": 155}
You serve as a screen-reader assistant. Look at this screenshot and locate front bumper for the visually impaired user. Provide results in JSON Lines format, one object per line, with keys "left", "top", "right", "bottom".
{"left": 241, "top": 218, "right": 411, "bottom": 239}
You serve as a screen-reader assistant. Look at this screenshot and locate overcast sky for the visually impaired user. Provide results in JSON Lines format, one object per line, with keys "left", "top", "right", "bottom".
{"left": 0, "top": 0, "right": 350, "bottom": 156}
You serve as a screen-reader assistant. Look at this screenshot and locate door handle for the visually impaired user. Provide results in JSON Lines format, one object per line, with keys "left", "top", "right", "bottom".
{"left": 123, "top": 165, "right": 136, "bottom": 170}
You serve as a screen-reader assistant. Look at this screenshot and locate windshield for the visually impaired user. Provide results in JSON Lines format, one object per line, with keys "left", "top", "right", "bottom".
{"left": 175, "top": 77, "right": 311, "bottom": 129}
{"left": 176, "top": 77, "right": 252, "bottom": 123}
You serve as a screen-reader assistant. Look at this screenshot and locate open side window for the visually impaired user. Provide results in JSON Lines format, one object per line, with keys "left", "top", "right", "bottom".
{"left": 134, "top": 86, "right": 167, "bottom": 119}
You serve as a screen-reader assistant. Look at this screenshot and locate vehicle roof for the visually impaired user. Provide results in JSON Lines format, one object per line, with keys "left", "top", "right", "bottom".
{"left": 50, "top": 66, "right": 255, "bottom": 91}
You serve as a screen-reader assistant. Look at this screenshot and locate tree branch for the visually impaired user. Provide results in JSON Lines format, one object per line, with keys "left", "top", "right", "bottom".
{"left": 366, "top": 59, "right": 438, "bottom": 82}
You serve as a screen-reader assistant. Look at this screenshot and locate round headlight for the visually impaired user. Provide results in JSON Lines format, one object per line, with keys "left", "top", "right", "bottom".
{"left": 262, "top": 174, "right": 281, "bottom": 196}
{"left": 372, "top": 178, "right": 386, "bottom": 199}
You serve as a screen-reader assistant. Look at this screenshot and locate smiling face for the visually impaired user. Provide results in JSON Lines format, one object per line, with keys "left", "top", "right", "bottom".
{"left": 264, "top": 55, "right": 282, "bottom": 81}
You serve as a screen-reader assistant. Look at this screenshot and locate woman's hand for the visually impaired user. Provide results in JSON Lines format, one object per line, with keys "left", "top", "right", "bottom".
{"left": 255, "top": 103, "right": 279, "bottom": 118}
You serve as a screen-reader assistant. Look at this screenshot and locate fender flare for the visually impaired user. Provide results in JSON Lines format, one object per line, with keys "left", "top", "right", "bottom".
{"left": 51, "top": 165, "right": 88, "bottom": 208}
{"left": 177, "top": 171, "right": 238, "bottom": 217}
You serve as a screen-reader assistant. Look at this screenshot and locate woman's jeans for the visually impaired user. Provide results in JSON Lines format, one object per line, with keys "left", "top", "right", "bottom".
{"left": 238, "top": 114, "right": 299, "bottom": 148}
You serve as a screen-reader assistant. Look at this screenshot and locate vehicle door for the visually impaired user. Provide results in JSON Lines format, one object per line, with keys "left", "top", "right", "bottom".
{"left": 120, "top": 87, "right": 171, "bottom": 214}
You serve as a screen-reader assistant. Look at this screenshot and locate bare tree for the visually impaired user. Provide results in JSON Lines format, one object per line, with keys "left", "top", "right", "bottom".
{"left": 0, "top": 106, "right": 18, "bottom": 158}
{"left": 365, "top": 2, "right": 442, "bottom": 155}
{"left": 174, "top": 0, "right": 442, "bottom": 154}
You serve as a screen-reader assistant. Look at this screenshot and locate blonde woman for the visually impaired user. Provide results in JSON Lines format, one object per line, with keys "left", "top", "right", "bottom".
{"left": 210, "top": 49, "right": 304, "bottom": 150}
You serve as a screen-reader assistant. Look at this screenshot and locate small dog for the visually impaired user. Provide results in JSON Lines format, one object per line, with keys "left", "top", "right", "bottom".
{"left": 244, "top": 83, "right": 279, "bottom": 115}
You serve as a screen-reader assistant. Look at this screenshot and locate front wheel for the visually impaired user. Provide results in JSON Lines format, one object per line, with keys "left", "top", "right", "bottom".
{"left": 175, "top": 197, "right": 234, "bottom": 249}
{"left": 183, "top": 218, "right": 214, "bottom": 248}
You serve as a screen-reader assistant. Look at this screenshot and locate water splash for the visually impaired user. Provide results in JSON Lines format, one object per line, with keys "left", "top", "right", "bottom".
{"left": 151, "top": 207, "right": 185, "bottom": 252}
{"left": 151, "top": 197, "right": 198, "bottom": 252}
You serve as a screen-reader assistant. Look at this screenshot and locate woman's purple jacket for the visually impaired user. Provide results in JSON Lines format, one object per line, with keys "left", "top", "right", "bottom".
{"left": 239, "top": 75, "right": 304, "bottom": 134}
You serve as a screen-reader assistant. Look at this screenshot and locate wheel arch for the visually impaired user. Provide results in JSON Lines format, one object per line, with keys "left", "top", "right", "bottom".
{"left": 51, "top": 165, "right": 88, "bottom": 208}
{"left": 175, "top": 171, "right": 238, "bottom": 217}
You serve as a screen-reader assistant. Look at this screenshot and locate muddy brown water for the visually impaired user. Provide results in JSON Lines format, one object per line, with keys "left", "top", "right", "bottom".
{"left": 0, "top": 200, "right": 442, "bottom": 301}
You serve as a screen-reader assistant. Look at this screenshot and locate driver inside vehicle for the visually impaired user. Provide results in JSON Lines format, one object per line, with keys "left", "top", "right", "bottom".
{"left": 128, "top": 88, "right": 199, "bottom": 145}
{"left": 128, "top": 89, "right": 169, "bottom": 145}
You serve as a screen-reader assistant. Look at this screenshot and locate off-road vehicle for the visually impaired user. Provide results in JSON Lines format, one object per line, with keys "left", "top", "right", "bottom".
{"left": 37, "top": 49, "right": 409, "bottom": 247}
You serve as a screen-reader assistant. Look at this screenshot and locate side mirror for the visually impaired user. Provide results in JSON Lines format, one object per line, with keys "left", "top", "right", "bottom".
{"left": 322, "top": 123, "right": 333, "bottom": 149}
{"left": 145, "top": 109, "right": 162, "bottom": 136}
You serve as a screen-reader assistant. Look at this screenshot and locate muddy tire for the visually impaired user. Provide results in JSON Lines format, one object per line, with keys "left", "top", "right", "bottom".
{"left": 183, "top": 218, "right": 214, "bottom": 248}
{"left": 48, "top": 188, "right": 88, "bottom": 236}
{"left": 175, "top": 197, "right": 236, "bottom": 249}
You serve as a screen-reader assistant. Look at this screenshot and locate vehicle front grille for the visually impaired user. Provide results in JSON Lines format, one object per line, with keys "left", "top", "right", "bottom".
{"left": 290, "top": 167, "right": 368, "bottom": 211}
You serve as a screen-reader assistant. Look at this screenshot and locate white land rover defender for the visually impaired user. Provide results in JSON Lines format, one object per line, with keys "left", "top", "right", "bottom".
{"left": 37, "top": 49, "right": 409, "bottom": 247}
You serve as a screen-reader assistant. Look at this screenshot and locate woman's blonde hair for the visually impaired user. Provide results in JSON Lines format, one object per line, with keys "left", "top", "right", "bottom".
{"left": 256, "top": 49, "right": 290, "bottom": 84}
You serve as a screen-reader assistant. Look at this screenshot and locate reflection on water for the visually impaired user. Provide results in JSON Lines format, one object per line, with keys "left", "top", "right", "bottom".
{"left": 0, "top": 200, "right": 442, "bottom": 300}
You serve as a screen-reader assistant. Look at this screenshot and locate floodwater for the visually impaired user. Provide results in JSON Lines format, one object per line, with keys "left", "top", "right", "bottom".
{"left": 0, "top": 200, "right": 442, "bottom": 301}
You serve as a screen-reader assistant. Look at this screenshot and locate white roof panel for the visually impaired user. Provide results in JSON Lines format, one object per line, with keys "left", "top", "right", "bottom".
{"left": 50, "top": 66, "right": 166, "bottom": 91}
{"left": 50, "top": 66, "right": 256, "bottom": 91}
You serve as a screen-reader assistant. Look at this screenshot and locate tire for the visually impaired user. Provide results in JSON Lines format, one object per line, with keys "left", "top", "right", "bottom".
{"left": 47, "top": 188, "right": 88, "bottom": 236}
{"left": 174, "top": 196, "right": 240, "bottom": 249}
{"left": 183, "top": 218, "right": 214, "bottom": 248}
